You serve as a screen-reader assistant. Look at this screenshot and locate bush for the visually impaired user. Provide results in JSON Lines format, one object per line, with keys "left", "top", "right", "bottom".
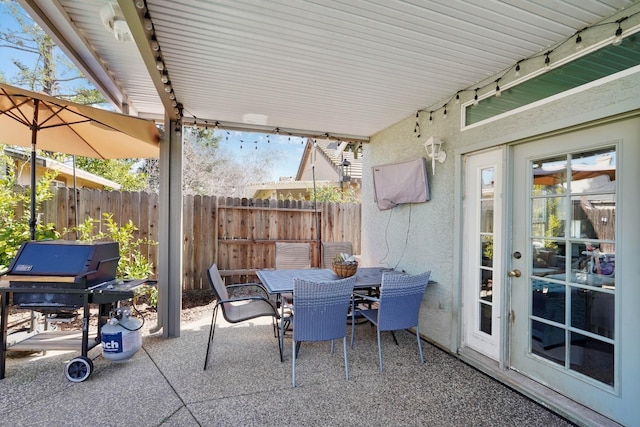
{"left": 65, "top": 213, "right": 158, "bottom": 308}
{"left": 0, "top": 149, "right": 59, "bottom": 271}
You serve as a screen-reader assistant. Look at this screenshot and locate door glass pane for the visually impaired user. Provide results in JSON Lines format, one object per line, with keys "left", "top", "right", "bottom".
{"left": 570, "top": 332, "right": 614, "bottom": 386}
{"left": 532, "top": 280, "right": 565, "bottom": 324}
{"left": 529, "top": 147, "right": 615, "bottom": 386}
{"left": 532, "top": 238, "right": 565, "bottom": 278}
{"left": 532, "top": 197, "right": 566, "bottom": 238}
{"left": 531, "top": 320, "right": 566, "bottom": 362}
{"left": 480, "top": 302, "right": 492, "bottom": 334}
{"left": 480, "top": 269, "right": 492, "bottom": 302}
{"left": 532, "top": 156, "right": 567, "bottom": 195}
{"left": 481, "top": 201, "right": 494, "bottom": 233}
{"left": 481, "top": 167, "right": 495, "bottom": 198}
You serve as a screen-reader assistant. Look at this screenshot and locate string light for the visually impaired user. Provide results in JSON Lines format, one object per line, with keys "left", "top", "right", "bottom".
{"left": 414, "top": 111, "right": 420, "bottom": 137}
{"left": 611, "top": 16, "right": 628, "bottom": 46}
{"left": 410, "top": 10, "right": 640, "bottom": 130}
{"left": 575, "top": 31, "right": 584, "bottom": 51}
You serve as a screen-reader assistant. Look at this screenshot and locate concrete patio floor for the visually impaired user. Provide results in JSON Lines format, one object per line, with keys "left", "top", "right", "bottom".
{"left": 1, "top": 313, "right": 575, "bottom": 426}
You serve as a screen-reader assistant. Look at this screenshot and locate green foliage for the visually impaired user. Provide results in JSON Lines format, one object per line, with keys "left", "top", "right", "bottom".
{"left": 74, "top": 157, "right": 148, "bottom": 191}
{"left": 278, "top": 184, "right": 360, "bottom": 203}
{"left": 64, "top": 213, "right": 157, "bottom": 280}
{"left": 0, "top": 148, "right": 59, "bottom": 271}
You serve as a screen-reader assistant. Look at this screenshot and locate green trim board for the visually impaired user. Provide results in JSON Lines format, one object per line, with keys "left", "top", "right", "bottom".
{"left": 465, "top": 35, "right": 640, "bottom": 126}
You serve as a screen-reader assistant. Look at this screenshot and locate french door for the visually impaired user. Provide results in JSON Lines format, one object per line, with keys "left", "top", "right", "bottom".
{"left": 509, "top": 117, "right": 640, "bottom": 425}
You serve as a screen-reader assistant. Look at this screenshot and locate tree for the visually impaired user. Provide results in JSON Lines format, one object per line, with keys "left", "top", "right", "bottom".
{"left": 74, "top": 157, "right": 148, "bottom": 191}
{"left": 0, "top": 0, "right": 100, "bottom": 101}
{"left": 140, "top": 126, "right": 278, "bottom": 196}
{"left": 0, "top": 146, "right": 58, "bottom": 270}
{"left": 0, "top": 1, "right": 148, "bottom": 190}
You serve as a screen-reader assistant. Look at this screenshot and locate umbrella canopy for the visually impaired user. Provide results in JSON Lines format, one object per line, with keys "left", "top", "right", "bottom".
{"left": 0, "top": 82, "right": 161, "bottom": 239}
{"left": 0, "top": 82, "right": 160, "bottom": 158}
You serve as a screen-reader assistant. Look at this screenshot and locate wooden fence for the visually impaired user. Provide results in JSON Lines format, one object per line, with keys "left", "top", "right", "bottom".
{"left": 29, "top": 187, "right": 361, "bottom": 290}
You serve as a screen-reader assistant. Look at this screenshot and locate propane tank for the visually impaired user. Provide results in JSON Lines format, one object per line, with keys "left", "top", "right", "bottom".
{"left": 101, "top": 308, "right": 142, "bottom": 362}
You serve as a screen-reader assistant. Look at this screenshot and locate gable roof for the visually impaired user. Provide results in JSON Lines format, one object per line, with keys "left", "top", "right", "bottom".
{"left": 296, "top": 139, "right": 363, "bottom": 181}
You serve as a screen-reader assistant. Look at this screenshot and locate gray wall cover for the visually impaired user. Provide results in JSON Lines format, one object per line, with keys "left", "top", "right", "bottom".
{"left": 372, "top": 157, "right": 430, "bottom": 210}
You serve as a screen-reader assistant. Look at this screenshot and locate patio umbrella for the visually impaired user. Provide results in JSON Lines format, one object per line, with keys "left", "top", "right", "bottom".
{"left": 0, "top": 82, "right": 160, "bottom": 240}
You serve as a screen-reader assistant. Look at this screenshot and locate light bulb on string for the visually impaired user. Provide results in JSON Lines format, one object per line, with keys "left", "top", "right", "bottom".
{"left": 473, "top": 89, "right": 479, "bottom": 106}
{"left": 613, "top": 25, "right": 623, "bottom": 46}
{"left": 515, "top": 62, "right": 521, "bottom": 77}
{"left": 575, "top": 32, "right": 584, "bottom": 51}
{"left": 495, "top": 80, "right": 501, "bottom": 98}
{"left": 443, "top": 105, "right": 447, "bottom": 119}
{"left": 455, "top": 92, "right": 460, "bottom": 104}
{"left": 544, "top": 51, "right": 551, "bottom": 68}
{"left": 429, "top": 111, "right": 433, "bottom": 125}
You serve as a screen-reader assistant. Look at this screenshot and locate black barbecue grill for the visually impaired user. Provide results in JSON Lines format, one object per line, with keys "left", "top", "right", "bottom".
{"left": 6, "top": 240, "right": 120, "bottom": 311}
{"left": 0, "top": 240, "right": 150, "bottom": 382}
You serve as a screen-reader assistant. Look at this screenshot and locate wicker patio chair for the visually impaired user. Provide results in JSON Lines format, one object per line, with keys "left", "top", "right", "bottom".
{"left": 275, "top": 242, "right": 311, "bottom": 270}
{"left": 291, "top": 275, "right": 357, "bottom": 387}
{"left": 321, "top": 241, "right": 353, "bottom": 268}
{"left": 351, "top": 271, "right": 431, "bottom": 371}
{"left": 204, "top": 264, "right": 282, "bottom": 370}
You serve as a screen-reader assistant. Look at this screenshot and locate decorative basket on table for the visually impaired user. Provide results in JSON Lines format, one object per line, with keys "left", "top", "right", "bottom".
{"left": 332, "top": 253, "right": 358, "bottom": 278}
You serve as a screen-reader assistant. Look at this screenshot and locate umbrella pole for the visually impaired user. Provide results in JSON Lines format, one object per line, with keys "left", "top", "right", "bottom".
{"left": 29, "top": 100, "right": 39, "bottom": 241}
{"left": 73, "top": 155, "right": 78, "bottom": 239}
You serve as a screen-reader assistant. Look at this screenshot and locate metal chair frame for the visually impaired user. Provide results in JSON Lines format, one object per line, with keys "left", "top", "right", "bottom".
{"left": 204, "top": 264, "right": 282, "bottom": 370}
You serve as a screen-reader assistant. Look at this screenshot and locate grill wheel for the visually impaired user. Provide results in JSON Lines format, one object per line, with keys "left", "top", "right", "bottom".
{"left": 64, "top": 356, "right": 93, "bottom": 382}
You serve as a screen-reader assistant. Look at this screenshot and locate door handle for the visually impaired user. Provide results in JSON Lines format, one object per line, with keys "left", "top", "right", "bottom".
{"left": 508, "top": 269, "right": 521, "bottom": 278}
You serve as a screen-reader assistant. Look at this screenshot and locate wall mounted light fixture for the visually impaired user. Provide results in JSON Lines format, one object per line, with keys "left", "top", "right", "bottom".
{"left": 424, "top": 136, "right": 446, "bottom": 174}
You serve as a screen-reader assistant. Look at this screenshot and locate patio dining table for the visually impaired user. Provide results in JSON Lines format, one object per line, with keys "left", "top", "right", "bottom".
{"left": 256, "top": 267, "right": 392, "bottom": 358}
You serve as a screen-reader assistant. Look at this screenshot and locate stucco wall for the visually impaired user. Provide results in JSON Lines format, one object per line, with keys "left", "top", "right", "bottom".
{"left": 362, "top": 50, "right": 640, "bottom": 353}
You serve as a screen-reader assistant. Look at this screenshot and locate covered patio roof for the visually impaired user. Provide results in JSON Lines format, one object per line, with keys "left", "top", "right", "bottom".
{"left": 18, "top": 0, "right": 638, "bottom": 139}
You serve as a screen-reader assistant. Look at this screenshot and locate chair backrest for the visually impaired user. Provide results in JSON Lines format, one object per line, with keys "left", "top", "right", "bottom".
{"left": 293, "top": 276, "right": 356, "bottom": 342}
{"left": 207, "top": 264, "right": 230, "bottom": 306}
{"left": 321, "top": 241, "right": 353, "bottom": 268}
{"left": 275, "top": 242, "right": 311, "bottom": 269}
{"left": 377, "top": 271, "right": 431, "bottom": 331}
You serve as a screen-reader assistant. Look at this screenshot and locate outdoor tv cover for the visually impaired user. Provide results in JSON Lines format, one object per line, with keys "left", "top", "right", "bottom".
{"left": 372, "top": 157, "right": 430, "bottom": 210}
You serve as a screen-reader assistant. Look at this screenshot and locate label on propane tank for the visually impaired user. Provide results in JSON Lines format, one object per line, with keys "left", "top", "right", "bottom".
{"left": 102, "top": 332, "right": 123, "bottom": 353}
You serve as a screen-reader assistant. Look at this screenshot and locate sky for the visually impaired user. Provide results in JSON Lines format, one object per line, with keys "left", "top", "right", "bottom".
{"left": 212, "top": 130, "right": 305, "bottom": 180}
{"left": 0, "top": 3, "right": 305, "bottom": 181}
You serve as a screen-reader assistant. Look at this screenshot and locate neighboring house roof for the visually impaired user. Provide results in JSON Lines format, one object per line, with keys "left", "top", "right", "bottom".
{"left": 247, "top": 138, "right": 363, "bottom": 200}
{"left": 4, "top": 147, "right": 122, "bottom": 190}
{"left": 296, "top": 139, "right": 363, "bottom": 182}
